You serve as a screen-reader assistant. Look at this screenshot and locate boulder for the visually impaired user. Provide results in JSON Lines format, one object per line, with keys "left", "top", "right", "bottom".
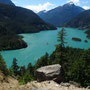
{"left": 87, "top": 86, "right": 90, "bottom": 89}
{"left": 35, "top": 64, "right": 64, "bottom": 83}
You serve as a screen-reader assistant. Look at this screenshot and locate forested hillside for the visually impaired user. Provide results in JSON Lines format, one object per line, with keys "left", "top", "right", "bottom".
{"left": 0, "top": 25, "right": 27, "bottom": 51}
{"left": 64, "top": 10, "right": 90, "bottom": 39}
{"left": 64, "top": 10, "right": 90, "bottom": 29}
{"left": 0, "top": 0, "right": 15, "bottom": 6}
{"left": 0, "top": 3, "right": 56, "bottom": 34}
{"left": 0, "top": 3, "right": 56, "bottom": 50}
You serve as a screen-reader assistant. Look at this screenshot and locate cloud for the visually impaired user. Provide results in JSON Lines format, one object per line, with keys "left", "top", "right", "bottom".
{"left": 12, "top": 1, "right": 17, "bottom": 4}
{"left": 82, "top": 1, "right": 88, "bottom": 4}
{"left": 82, "top": 6, "right": 90, "bottom": 10}
{"left": 68, "top": 0, "right": 80, "bottom": 5}
{"left": 24, "top": 2, "right": 54, "bottom": 13}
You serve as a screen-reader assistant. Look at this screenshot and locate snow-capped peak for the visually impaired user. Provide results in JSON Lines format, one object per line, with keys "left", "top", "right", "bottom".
{"left": 69, "top": 2, "right": 74, "bottom": 5}
{"left": 63, "top": 2, "right": 75, "bottom": 7}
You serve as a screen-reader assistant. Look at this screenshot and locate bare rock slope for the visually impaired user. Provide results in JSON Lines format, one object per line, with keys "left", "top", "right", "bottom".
{"left": 0, "top": 65, "right": 89, "bottom": 90}
{"left": 0, "top": 80, "right": 89, "bottom": 90}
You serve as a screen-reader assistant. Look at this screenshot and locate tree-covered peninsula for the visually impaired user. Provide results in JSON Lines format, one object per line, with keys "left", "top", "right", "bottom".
{"left": 0, "top": 25, "right": 27, "bottom": 51}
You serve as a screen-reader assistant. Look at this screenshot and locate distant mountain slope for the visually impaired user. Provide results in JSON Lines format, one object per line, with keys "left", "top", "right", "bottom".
{"left": 37, "top": 2, "right": 85, "bottom": 26}
{"left": 0, "top": 3, "right": 56, "bottom": 34}
{"left": 64, "top": 10, "right": 90, "bottom": 29}
{"left": 65, "top": 10, "right": 90, "bottom": 39}
{"left": 0, "top": 0, "right": 15, "bottom": 5}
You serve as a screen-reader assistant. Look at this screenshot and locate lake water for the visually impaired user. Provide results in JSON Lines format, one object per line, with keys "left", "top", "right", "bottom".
{"left": 0, "top": 28, "right": 90, "bottom": 68}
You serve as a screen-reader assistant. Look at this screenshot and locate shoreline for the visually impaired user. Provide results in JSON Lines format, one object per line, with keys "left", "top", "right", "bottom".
{"left": 0, "top": 29, "right": 57, "bottom": 51}
{"left": 63, "top": 26, "right": 90, "bottom": 39}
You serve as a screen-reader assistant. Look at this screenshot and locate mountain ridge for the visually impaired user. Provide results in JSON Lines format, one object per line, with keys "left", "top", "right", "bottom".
{"left": 0, "top": 3, "right": 56, "bottom": 34}
{"left": 37, "top": 2, "right": 85, "bottom": 26}
{"left": 0, "top": 0, "right": 15, "bottom": 5}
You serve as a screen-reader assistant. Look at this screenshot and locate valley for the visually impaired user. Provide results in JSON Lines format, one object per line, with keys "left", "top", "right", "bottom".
{"left": 0, "top": 0, "right": 90, "bottom": 89}
{"left": 1, "top": 27, "right": 90, "bottom": 68}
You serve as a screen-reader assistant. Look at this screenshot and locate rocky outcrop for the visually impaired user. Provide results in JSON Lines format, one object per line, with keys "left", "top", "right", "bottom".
{"left": 20, "top": 81, "right": 89, "bottom": 90}
{"left": 0, "top": 80, "right": 89, "bottom": 90}
{"left": 35, "top": 64, "right": 64, "bottom": 83}
{"left": 0, "top": 71, "right": 19, "bottom": 90}
{"left": 0, "top": 70, "right": 89, "bottom": 90}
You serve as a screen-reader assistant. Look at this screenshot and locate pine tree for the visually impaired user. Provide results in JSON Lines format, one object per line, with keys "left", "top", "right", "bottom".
{"left": 0, "top": 54, "right": 8, "bottom": 75}
{"left": 35, "top": 53, "right": 49, "bottom": 69}
{"left": 57, "top": 28, "right": 67, "bottom": 65}
{"left": 57, "top": 27, "right": 66, "bottom": 48}
{"left": 11, "top": 58, "right": 19, "bottom": 76}
{"left": 20, "top": 66, "right": 26, "bottom": 76}
{"left": 27, "top": 63, "right": 34, "bottom": 75}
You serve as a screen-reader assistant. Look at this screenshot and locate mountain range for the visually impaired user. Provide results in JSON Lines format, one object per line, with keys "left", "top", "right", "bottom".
{"left": 38, "top": 2, "right": 85, "bottom": 26}
{"left": 0, "top": 0, "right": 15, "bottom": 5}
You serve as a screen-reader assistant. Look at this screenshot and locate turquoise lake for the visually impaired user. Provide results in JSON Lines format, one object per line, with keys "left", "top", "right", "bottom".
{"left": 0, "top": 28, "right": 90, "bottom": 68}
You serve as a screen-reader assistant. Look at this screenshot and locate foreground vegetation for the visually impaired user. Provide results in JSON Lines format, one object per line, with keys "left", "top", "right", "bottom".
{"left": 0, "top": 28, "right": 90, "bottom": 87}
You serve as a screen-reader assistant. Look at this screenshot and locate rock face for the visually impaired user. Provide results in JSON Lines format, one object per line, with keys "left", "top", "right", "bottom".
{"left": 35, "top": 64, "right": 64, "bottom": 83}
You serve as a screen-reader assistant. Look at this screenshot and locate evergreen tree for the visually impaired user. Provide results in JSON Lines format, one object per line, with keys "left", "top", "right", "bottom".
{"left": 0, "top": 55, "right": 8, "bottom": 75}
{"left": 20, "top": 66, "right": 26, "bottom": 76}
{"left": 11, "top": 58, "right": 19, "bottom": 76}
{"left": 22, "top": 73, "right": 34, "bottom": 84}
{"left": 35, "top": 53, "right": 49, "bottom": 69}
{"left": 57, "top": 27, "right": 66, "bottom": 48}
{"left": 57, "top": 28, "right": 67, "bottom": 65}
{"left": 27, "top": 63, "right": 34, "bottom": 75}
